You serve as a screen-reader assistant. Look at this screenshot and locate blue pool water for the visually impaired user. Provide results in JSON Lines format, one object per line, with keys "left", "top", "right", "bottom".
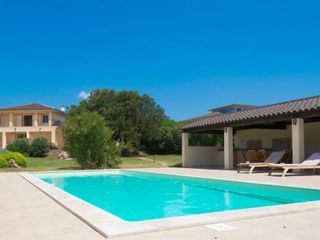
{"left": 36, "top": 171, "right": 320, "bottom": 221}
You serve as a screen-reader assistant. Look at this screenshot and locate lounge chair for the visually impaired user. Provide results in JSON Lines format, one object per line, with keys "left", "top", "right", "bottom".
{"left": 268, "top": 153, "right": 320, "bottom": 177}
{"left": 237, "top": 151, "right": 286, "bottom": 174}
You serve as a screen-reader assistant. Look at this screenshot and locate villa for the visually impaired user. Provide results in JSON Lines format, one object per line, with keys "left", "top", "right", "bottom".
{"left": 0, "top": 103, "right": 66, "bottom": 149}
{"left": 1, "top": 96, "right": 320, "bottom": 240}
{"left": 182, "top": 95, "right": 320, "bottom": 169}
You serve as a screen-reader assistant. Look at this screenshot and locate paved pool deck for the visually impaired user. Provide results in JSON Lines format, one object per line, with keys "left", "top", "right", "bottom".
{"left": 1, "top": 168, "right": 320, "bottom": 240}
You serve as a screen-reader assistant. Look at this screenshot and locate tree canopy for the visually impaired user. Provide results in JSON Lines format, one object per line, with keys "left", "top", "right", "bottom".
{"left": 142, "top": 119, "right": 182, "bottom": 154}
{"left": 72, "top": 89, "right": 167, "bottom": 148}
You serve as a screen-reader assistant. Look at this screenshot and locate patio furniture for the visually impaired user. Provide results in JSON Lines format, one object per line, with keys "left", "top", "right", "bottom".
{"left": 237, "top": 151, "right": 286, "bottom": 174}
{"left": 257, "top": 149, "right": 268, "bottom": 161}
{"left": 268, "top": 152, "right": 320, "bottom": 177}
{"left": 245, "top": 150, "right": 259, "bottom": 162}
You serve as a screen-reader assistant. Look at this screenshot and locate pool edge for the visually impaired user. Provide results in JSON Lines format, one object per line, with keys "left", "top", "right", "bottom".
{"left": 19, "top": 170, "right": 320, "bottom": 238}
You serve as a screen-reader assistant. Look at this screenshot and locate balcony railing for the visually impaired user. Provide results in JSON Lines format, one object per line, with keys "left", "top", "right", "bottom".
{"left": 0, "top": 119, "right": 62, "bottom": 127}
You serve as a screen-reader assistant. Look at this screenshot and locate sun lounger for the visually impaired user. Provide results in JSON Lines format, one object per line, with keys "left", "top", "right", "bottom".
{"left": 237, "top": 151, "right": 286, "bottom": 174}
{"left": 268, "top": 152, "right": 320, "bottom": 177}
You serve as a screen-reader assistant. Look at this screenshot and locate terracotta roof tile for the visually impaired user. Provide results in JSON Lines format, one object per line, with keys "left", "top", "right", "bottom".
{"left": 183, "top": 95, "right": 320, "bottom": 131}
{"left": 0, "top": 103, "right": 66, "bottom": 114}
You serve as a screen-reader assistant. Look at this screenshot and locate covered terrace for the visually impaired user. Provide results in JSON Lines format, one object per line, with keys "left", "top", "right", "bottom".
{"left": 182, "top": 96, "right": 320, "bottom": 170}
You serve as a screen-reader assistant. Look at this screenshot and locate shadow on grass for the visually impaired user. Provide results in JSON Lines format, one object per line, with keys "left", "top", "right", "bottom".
{"left": 56, "top": 167, "right": 81, "bottom": 170}
{"left": 169, "top": 162, "right": 182, "bottom": 167}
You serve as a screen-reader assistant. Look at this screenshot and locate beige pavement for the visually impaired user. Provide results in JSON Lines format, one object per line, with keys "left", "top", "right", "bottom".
{"left": 0, "top": 172, "right": 106, "bottom": 240}
{"left": 1, "top": 168, "right": 320, "bottom": 240}
{"left": 114, "top": 209, "right": 320, "bottom": 240}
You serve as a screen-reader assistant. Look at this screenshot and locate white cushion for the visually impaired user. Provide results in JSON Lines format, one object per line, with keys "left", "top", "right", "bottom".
{"left": 307, "top": 152, "right": 320, "bottom": 160}
{"left": 301, "top": 153, "right": 320, "bottom": 166}
{"left": 301, "top": 160, "right": 320, "bottom": 166}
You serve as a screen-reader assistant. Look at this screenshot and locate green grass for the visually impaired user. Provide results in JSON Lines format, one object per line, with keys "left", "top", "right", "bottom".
{"left": 0, "top": 154, "right": 182, "bottom": 172}
{"left": 0, "top": 157, "right": 80, "bottom": 172}
{"left": 120, "top": 154, "right": 182, "bottom": 169}
{"left": 27, "top": 157, "right": 80, "bottom": 171}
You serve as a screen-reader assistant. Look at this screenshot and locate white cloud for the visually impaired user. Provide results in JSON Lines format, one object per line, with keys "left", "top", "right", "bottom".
{"left": 78, "top": 90, "right": 90, "bottom": 100}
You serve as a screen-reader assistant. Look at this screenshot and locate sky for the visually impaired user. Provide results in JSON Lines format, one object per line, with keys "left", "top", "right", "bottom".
{"left": 0, "top": 0, "right": 320, "bottom": 121}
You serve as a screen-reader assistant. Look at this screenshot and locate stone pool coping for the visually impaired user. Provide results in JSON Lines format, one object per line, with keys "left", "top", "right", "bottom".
{"left": 19, "top": 170, "right": 320, "bottom": 238}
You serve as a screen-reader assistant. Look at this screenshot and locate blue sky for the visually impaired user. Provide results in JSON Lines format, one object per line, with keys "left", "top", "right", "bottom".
{"left": 0, "top": 0, "right": 320, "bottom": 120}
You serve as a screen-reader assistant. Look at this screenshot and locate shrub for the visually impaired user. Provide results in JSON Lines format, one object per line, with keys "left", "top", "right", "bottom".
{"left": 0, "top": 156, "right": 8, "bottom": 168}
{"left": 63, "top": 110, "right": 121, "bottom": 168}
{"left": 6, "top": 138, "right": 31, "bottom": 156}
{"left": 120, "top": 143, "right": 139, "bottom": 157}
{"left": 30, "top": 137, "right": 50, "bottom": 157}
{"left": 0, "top": 149, "right": 8, "bottom": 154}
{"left": 49, "top": 142, "right": 58, "bottom": 149}
{"left": 2, "top": 152, "right": 28, "bottom": 167}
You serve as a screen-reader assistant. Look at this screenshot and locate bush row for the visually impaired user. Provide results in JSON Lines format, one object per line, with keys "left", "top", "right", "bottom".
{"left": 0, "top": 152, "right": 28, "bottom": 168}
{"left": 6, "top": 137, "right": 50, "bottom": 157}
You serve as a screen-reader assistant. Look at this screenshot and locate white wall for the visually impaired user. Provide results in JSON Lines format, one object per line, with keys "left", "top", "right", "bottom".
{"left": 235, "top": 128, "right": 291, "bottom": 149}
{"left": 235, "top": 121, "right": 320, "bottom": 160}
{"left": 305, "top": 122, "right": 320, "bottom": 157}
{"left": 183, "top": 146, "right": 224, "bottom": 168}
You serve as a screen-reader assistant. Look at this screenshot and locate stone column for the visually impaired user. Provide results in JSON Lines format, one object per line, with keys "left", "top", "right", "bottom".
{"left": 224, "top": 127, "right": 234, "bottom": 169}
{"left": 33, "top": 113, "right": 38, "bottom": 127}
{"left": 182, "top": 132, "right": 189, "bottom": 167}
{"left": 48, "top": 112, "right": 53, "bottom": 126}
{"left": 9, "top": 113, "right": 13, "bottom": 127}
{"left": 51, "top": 129, "right": 56, "bottom": 144}
{"left": 2, "top": 132, "right": 7, "bottom": 149}
{"left": 292, "top": 118, "right": 305, "bottom": 164}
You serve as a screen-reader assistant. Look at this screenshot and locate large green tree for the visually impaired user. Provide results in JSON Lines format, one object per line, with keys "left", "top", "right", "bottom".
{"left": 73, "top": 89, "right": 166, "bottom": 148}
{"left": 142, "top": 119, "right": 182, "bottom": 154}
{"left": 63, "top": 110, "right": 120, "bottom": 168}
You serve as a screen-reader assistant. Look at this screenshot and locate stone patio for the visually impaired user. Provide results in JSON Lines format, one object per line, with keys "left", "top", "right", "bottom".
{"left": 1, "top": 168, "right": 320, "bottom": 240}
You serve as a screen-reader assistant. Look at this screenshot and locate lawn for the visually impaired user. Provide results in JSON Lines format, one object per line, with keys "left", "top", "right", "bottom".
{"left": 1, "top": 154, "right": 182, "bottom": 172}
{"left": 120, "top": 154, "right": 182, "bottom": 169}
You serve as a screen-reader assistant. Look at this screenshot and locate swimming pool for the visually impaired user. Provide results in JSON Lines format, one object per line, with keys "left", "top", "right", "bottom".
{"left": 36, "top": 171, "right": 320, "bottom": 221}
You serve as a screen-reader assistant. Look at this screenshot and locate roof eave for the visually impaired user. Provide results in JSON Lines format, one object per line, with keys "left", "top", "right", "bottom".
{"left": 183, "top": 109, "right": 320, "bottom": 133}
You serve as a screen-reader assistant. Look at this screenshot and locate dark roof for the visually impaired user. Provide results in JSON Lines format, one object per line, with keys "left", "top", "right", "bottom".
{"left": 0, "top": 103, "right": 66, "bottom": 114}
{"left": 181, "top": 104, "right": 257, "bottom": 125}
{"left": 209, "top": 104, "right": 257, "bottom": 112}
{"left": 180, "top": 112, "right": 222, "bottom": 125}
{"left": 183, "top": 95, "right": 320, "bottom": 132}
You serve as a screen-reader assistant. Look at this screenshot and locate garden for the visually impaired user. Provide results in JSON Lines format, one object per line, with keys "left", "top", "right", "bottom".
{"left": 0, "top": 89, "right": 183, "bottom": 172}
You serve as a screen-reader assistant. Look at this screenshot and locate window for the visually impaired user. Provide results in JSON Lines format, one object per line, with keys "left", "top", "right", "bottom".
{"left": 246, "top": 140, "right": 262, "bottom": 150}
{"left": 43, "top": 115, "right": 49, "bottom": 124}
{"left": 17, "top": 133, "right": 26, "bottom": 139}
{"left": 272, "top": 138, "right": 291, "bottom": 150}
{"left": 188, "top": 133, "right": 224, "bottom": 146}
{"left": 23, "top": 115, "right": 33, "bottom": 126}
